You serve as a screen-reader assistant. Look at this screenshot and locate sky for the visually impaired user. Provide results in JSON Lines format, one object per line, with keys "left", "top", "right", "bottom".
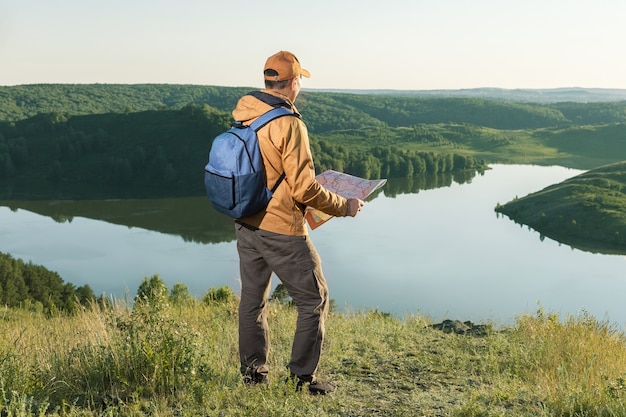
{"left": 1, "top": 0, "right": 625, "bottom": 91}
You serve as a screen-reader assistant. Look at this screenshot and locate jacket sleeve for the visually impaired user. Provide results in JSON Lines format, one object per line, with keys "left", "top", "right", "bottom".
{"left": 281, "top": 119, "right": 348, "bottom": 217}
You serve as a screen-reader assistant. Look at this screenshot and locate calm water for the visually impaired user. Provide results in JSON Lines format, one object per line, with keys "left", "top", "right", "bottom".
{"left": 2, "top": 164, "right": 626, "bottom": 326}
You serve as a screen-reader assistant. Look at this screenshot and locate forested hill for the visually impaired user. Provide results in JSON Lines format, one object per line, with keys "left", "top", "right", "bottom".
{"left": 2, "top": 84, "right": 626, "bottom": 199}
{"left": 0, "top": 85, "right": 249, "bottom": 123}
{"left": 2, "top": 84, "right": 626, "bottom": 130}
{"left": 0, "top": 105, "right": 486, "bottom": 199}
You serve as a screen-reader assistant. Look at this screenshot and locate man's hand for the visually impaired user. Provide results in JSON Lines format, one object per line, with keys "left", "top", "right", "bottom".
{"left": 346, "top": 198, "right": 364, "bottom": 217}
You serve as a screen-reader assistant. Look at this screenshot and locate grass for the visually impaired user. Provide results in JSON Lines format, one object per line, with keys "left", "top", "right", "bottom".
{"left": 2, "top": 289, "right": 626, "bottom": 417}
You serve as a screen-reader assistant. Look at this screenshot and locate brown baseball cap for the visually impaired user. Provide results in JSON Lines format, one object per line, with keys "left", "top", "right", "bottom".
{"left": 263, "top": 51, "right": 311, "bottom": 81}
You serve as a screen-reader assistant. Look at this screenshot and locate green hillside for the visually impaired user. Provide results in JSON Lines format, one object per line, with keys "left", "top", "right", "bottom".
{"left": 0, "top": 84, "right": 250, "bottom": 122}
{"left": 495, "top": 161, "right": 626, "bottom": 253}
{"left": 535, "top": 123, "right": 626, "bottom": 168}
{"left": 4, "top": 84, "right": 626, "bottom": 130}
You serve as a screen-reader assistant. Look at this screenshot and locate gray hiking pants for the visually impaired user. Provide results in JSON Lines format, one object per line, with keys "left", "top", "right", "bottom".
{"left": 235, "top": 222, "right": 329, "bottom": 378}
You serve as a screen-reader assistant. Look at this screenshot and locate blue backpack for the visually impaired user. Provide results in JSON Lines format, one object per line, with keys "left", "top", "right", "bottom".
{"left": 204, "top": 95, "right": 296, "bottom": 218}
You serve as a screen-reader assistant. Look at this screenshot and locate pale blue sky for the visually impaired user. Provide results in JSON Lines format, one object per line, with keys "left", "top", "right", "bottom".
{"left": 1, "top": 0, "right": 624, "bottom": 90}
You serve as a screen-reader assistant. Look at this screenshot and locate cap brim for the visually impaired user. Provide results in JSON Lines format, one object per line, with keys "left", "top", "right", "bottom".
{"left": 300, "top": 68, "right": 311, "bottom": 78}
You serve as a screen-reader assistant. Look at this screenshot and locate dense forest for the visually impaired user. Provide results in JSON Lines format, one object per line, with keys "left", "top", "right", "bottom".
{"left": 1, "top": 85, "right": 626, "bottom": 200}
{"left": 0, "top": 251, "right": 95, "bottom": 313}
{"left": 0, "top": 106, "right": 487, "bottom": 199}
{"left": 0, "top": 85, "right": 509, "bottom": 199}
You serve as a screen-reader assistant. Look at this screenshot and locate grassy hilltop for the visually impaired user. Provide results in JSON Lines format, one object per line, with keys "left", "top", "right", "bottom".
{"left": 2, "top": 278, "right": 626, "bottom": 417}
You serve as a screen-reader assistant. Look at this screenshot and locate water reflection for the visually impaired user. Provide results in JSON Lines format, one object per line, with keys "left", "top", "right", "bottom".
{"left": 0, "top": 198, "right": 235, "bottom": 244}
{"left": 0, "top": 170, "right": 481, "bottom": 245}
{"left": 3, "top": 165, "right": 626, "bottom": 325}
{"left": 500, "top": 217, "right": 626, "bottom": 256}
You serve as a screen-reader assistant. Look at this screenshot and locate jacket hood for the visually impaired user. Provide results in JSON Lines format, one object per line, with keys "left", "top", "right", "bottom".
{"left": 232, "top": 90, "right": 296, "bottom": 123}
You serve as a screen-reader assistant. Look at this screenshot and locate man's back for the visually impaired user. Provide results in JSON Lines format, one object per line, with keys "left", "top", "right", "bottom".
{"left": 232, "top": 90, "right": 347, "bottom": 236}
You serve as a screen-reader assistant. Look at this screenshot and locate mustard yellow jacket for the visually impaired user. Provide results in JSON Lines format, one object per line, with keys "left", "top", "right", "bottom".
{"left": 232, "top": 90, "right": 348, "bottom": 236}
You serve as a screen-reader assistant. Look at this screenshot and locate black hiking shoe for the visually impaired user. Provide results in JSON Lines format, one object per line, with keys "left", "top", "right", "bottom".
{"left": 290, "top": 373, "right": 336, "bottom": 395}
{"left": 242, "top": 372, "right": 268, "bottom": 385}
{"left": 241, "top": 365, "right": 268, "bottom": 385}
{"left": 307, "top": 379, "right": 336, "bottom": 395}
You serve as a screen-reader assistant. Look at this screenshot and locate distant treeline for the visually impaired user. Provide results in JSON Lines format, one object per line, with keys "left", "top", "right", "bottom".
{"left": 0, "top": 84, "right": 249, "bottom": 123}
{"left": 2, "top": 84, "right": 626, "bottom": 129}
{"left": 0, "top": 251, "right": 95, "bottom": 313}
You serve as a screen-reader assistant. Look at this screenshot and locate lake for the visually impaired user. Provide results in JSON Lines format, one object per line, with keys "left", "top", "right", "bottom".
{"left": 2, "top": 164, "right": 626, "bottom": 326}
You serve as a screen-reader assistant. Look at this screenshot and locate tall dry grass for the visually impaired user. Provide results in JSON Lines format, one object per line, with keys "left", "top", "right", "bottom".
{"left": 2, "top": 294, "right": 626, "bottom": 416}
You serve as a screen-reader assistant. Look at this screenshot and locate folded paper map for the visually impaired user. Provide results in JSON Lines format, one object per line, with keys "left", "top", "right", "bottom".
{"left": 306, "top": 170, "right": 387, "bottom": 230}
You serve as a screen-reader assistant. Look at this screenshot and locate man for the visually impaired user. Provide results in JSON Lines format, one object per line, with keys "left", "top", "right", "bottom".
{"left": 233, "top": 51, "right": 363, "bottom": 395}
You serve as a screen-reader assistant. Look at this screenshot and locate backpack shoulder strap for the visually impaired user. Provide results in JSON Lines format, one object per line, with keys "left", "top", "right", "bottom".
{"left": 243, "top": 91, "right": 300, "bottom": 193}
{"left": 248, "top": 108, "right": 291, "bottom": 193}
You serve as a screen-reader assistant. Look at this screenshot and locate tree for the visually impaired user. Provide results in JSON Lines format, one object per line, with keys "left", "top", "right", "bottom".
{"left": 170, "top": 282, "right": 193, "bottom": 305}
{"left": 1, "top": 268, "right": 27, "bottom": 307}
{"left": 75, "top": 285, "right": 96, "bottom": 304}
{"left": 136, "top": 274, "right": 169, "bottom": 305}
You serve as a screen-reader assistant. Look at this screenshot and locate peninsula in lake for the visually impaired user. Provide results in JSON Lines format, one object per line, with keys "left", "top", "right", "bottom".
{"left": 496, "top": 161, "right": 626, "bottom": 254}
